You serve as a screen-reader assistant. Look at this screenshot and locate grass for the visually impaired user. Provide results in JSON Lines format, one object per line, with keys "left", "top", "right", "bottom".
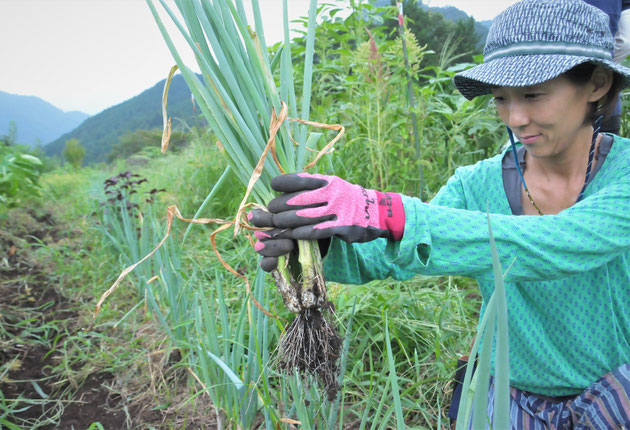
{"left": 0, "top": 134, "right": 483, "bottom": 428}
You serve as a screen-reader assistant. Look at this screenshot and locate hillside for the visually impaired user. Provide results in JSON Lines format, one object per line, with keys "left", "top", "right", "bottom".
{"left": 0, "top": 91, "right": 89, "bottom": 147}
{"left": 374, "top": 0, "right": 491, "bottom": 48}
{"left": 45, "top": 74, "right": 204, "bottom": 164}
{"left": 429, "top": 6, "right": 491, "bottom": 48}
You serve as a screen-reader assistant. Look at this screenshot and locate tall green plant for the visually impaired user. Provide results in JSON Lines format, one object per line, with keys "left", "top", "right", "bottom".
{"left": 62, "top": 139, "right": 85, "bottom": 169}
{"left": 315, "top": 22, "right": 428, "bottom": 194}
{"left": 0, "top": 144, "right": 43, "bottom": 209}
{"left": 455, "top": 212, "right": 511, "bottom": 429}
{"left": 298, "top": 4, "right": 503, "bottom": 197}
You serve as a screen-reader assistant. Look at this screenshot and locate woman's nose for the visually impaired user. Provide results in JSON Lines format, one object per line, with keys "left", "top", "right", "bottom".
{"left": 505, "top": 101, "right": 530, "bottom": 129}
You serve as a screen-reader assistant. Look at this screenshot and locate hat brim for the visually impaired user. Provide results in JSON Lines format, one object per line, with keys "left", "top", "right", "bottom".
{"left": 454, "top": 54, "right": 630, "bottom": 100}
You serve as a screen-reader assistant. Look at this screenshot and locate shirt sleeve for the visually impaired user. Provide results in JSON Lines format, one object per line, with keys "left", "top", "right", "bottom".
{"left": 324, "top": 148, "right": 630, "bottom": 284}
{"left": 614, "top": 9, "right": 630, "bottom": 62}
{"left": 388, "top": 176, "right": 630, "bottom": 283}
{"left": 426, "top": 167, "right": 469, "bottom": 209}
{"left": 322, "top": 166, "right": 470, "bottom": 284}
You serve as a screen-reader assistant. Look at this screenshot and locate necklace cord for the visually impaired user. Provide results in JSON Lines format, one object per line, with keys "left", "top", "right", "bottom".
{"left": 507, "top": 126, "right": 544, "bottom": 216}
{"left": 576, "top": 114, "right": 602, "bottom": 203}
{"left": 506, "top": 116, "right": 602, "bottom": 216}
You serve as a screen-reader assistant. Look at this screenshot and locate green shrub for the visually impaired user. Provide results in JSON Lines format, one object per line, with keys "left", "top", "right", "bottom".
{"left": 63, "top": 138, "right": 86, "bottom": 168}
{"left": 107, "top": 128, "right": 191, "bottom": 162}
{"left": 0, "top": 142, "right": 43, "bottom": 209}
{"left": 293, "top": 4, "right": 503, "bottom": 197}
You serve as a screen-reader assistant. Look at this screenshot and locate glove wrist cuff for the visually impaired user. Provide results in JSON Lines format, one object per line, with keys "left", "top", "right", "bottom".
{"left": 375, "top": 191, "right": 405, "bottom": 241}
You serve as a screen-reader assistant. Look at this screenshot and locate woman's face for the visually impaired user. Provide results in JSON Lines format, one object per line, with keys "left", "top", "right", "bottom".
{"left": 491, "top": 74, "right": 599, "bottom": 159}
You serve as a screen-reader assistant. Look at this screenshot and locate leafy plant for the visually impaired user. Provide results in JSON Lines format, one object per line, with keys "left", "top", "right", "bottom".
{"left": 292, "top": 3, "right": 502, "bottom": 198}
{"left": 388, "top": 53, "right": 504, "bottom": 197}
{"left": 100, "top": 171, "right": 164, "bottom": 212}
{"left": 0, "top": 143, "right": 43, "bottom": 209}
{"left": 382, "top": 0, "right": 481, "bottom": 69}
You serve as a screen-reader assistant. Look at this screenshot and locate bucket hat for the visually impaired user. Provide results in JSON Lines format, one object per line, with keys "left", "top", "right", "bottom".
{"left": 454, "top": 0, "right": 630, "bottom": 100}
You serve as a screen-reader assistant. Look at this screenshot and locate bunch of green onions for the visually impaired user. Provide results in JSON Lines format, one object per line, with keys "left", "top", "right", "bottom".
{"left": 147, "top": 0, "right": 343, "bottom": 397}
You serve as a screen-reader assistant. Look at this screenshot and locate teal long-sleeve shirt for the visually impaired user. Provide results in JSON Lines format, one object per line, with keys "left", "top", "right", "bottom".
{"left": 323, "top": 135, "right": 630, "bottom": 397}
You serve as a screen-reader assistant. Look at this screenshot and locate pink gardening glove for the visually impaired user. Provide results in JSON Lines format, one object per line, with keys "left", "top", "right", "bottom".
{"left": 248, "top": 210, "right": 296, "bottom": 272}
{"left": 264, "top": 173, "right": 405, "bottom": 243}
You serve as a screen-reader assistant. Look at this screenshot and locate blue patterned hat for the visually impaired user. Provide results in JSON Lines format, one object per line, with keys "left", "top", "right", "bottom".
{"left": 454, "top": 0, "right": 630, "bottom": 100}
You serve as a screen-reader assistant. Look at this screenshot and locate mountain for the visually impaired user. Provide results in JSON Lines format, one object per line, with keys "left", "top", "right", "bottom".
{"left": 373, "top": 0, "right": 491, "bottom": 48}
{"left": 428, "top": 6, "right": 491, "bottom": 49}
{"left": 0, "top": 91, "right": 89, "bottom": 147}
{"left": 45, "top": 74, "right": 203, "bottom": 164}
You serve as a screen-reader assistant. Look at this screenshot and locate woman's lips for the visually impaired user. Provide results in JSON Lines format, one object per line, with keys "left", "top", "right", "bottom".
{"left": 518, "top": 134, "right": 541, "bottom": 145}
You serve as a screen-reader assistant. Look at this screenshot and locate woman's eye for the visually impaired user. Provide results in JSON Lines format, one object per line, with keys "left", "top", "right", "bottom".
{"left": 493, "top": 96, "right": 505, "bottom": 103}
{"left": 524, "top": 93, "right": 541, "bottom": 99}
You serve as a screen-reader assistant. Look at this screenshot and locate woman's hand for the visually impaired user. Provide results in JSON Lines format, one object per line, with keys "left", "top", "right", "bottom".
{"left": 249, "top": 173, "right": 405, "bottom": 271}
{"left": 248, "top": 209, "right": 295, "bottom": 272}
{"left": 267, "top": 173, "right": 405, "bottom": 242}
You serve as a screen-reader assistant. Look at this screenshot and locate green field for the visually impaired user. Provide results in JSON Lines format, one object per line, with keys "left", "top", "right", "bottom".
{"left": 6, "top": 2, "right": 625, "bottom": 429}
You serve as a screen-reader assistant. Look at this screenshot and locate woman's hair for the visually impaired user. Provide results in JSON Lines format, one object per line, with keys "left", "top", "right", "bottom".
{"left": 562, "top": 63, "right": 625, "bottom": 124}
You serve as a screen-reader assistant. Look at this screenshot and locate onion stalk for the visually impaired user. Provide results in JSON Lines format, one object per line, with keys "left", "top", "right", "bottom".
{"left": 147, "top": 0, "right": 343, "bottom": 397}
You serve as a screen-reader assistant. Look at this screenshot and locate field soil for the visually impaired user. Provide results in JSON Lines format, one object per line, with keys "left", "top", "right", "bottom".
{"left": 0, "top": 207, "right": 131, "bottom": 428}
{"left": 0, "top": 207, "right": 204, "bottom": 429}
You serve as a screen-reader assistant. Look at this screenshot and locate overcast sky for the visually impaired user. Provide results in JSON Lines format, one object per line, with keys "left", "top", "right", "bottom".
{"left": 1, "top": 0, "right": 518, "bottom": 115}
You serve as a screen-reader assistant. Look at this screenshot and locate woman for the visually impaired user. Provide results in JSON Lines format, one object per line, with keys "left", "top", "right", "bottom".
{"left": 250, "top": 0, "right": 630, "bottom": 427}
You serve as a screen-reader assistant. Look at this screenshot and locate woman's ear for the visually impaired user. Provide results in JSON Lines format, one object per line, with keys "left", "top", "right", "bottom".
{"left": 588, "top": 66, "right": 613, "bottom": 102}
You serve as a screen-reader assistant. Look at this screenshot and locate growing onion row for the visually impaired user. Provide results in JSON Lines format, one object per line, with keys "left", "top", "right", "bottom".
{"left": 146, "top": 0, "right": 344, "bottom": 397}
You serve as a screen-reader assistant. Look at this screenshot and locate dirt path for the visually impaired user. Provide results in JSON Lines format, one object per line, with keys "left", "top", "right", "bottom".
{"left": 1, "top": 206, "right": 218, "bottom": 429}
{"left": 0, "top": 208, "right": 128, "bottom": 429}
